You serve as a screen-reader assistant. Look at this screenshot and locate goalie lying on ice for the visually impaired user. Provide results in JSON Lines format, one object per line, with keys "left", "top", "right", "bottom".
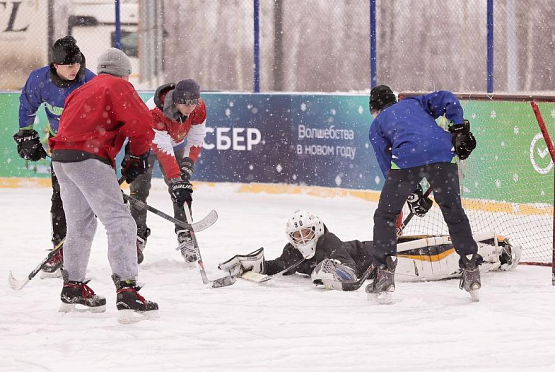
{"left": 218, "top": 211, "right": 521, "bottom": 290}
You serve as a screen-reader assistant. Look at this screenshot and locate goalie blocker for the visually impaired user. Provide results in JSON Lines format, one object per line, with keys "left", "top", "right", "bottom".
{"left": 218, "top": 232, "right": 521, "bottom": 290}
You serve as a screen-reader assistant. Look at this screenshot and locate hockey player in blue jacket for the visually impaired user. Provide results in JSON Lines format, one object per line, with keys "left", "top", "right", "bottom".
{"left": 13, "top": 36, "right": 95, "bottom": 277}
{"left": 367, "top": 85, "right": 479, "bottom": 303}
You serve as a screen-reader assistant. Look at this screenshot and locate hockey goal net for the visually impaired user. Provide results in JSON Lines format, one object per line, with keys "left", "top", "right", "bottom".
{"left": 398, "top": 93, "right": 554, "bottom": 272}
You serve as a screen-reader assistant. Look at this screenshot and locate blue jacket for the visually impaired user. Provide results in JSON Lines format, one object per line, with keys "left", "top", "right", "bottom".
{"left": 369, "top": 91, "right": 464, "bottom": 176}
{"left": 19, "top": 65, "right": 95, "bottom": 134}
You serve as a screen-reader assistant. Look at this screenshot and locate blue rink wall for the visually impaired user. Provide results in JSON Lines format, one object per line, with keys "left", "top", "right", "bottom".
{"left": 0, "top": 92, "right": 383, "bottom": 191}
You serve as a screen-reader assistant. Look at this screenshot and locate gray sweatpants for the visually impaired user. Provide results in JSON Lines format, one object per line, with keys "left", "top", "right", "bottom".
{"left": 53, "top": 159, "right": 138, "bottom": 282}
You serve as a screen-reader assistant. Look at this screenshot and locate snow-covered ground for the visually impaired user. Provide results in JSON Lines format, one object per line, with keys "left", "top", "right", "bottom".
{"left": 2, "top": 182, "right": 555, "bottom": 372}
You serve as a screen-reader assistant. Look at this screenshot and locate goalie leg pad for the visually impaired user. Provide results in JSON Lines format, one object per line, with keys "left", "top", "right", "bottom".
{"left": 311, "top": 259, "right": 357, "bottom": 291}
{"left": 218, "top": 248, "right": 265, "bottom": 276}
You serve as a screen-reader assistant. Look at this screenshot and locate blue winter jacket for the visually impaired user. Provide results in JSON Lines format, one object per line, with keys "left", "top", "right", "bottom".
{"left": 369, "top": 90, "right": 464, "bottom": 176}
{"left": 19, "top": 65, "right": 95, "bottom": 134}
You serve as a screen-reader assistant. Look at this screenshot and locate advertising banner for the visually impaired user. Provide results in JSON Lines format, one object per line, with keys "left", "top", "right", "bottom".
{"left": 1, "top": 92, "right": 553, "bottom": 205}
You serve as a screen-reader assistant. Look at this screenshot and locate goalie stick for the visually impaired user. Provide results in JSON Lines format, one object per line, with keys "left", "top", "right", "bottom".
{"left": 183, "top": 206, "right": 236, "bottom": 288}
{"left": 240, "top": 258, "right": 305, "bottom": 283}
{"left": 8, "top": 209, "right": 218, "bottom": 292}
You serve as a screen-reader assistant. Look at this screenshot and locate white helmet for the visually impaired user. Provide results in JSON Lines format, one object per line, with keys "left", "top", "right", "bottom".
{"left": 285, "top": 210, "right": 324, "bottom": 259}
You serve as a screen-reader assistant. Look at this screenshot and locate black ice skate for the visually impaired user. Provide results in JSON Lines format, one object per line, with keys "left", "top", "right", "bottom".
{"left": 365, "top": 256, "right": 397, "bottom": 305}
{"left": 112, "top": 274, "right": 159, "bottom": 324}
{"left": 59, "top": 277, "right": 106, "bottom": 313}
{"left": 459, "top": 253, "right": 483, "bottom": 302}
{"left": 41, "top": 245, "right": 64, "bottom": 279}
{"left": 136, "top": 227, "right": 151, "bottom": 264}
{"left": 176, "top": 229, "right": 198, "bottom": 265}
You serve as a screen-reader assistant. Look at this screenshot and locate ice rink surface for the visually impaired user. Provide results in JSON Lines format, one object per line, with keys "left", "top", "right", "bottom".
{"left": 1, "top": 183, "right": 554, "bottom": 372}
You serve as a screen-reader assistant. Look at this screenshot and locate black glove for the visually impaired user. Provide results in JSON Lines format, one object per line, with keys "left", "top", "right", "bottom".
{"left": 121, "top": 146, "right": 149, "bottom": 184}
{"left": 179, "top": 157, "right": 195, "bottom": 181}
{"left": 449, "top": 120, "right": 477, "bottom": 160}
{"left": 407, "top": 184, "right": 433, "bottom": 217}
{"left": 13, "top": 129, "right": 47, "bottom": 161}
{"left": 169, "top": 179, "right": 193, "bottom": 205}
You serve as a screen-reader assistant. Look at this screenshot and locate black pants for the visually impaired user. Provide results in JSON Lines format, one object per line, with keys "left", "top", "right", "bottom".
{"left": 129, "top": 149, "right": 192, "bottom": 236}
{"left": 51, "top": 165, "right": 66, "bottom": 246}
{"left": 372, "top": 162, "right": 477, "bottom": 266}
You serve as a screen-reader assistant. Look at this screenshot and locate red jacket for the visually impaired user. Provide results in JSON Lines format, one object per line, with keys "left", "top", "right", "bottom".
{"left": 50, "top": 74, "right": 153, "bottom": 167}
{"left": 150, "top": 95, "right": 207, "bottom": 179}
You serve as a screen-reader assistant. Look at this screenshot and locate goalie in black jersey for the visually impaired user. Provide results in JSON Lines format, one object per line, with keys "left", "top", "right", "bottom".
{"left": 218, "top": 210, "right": 520, "bottom": 291}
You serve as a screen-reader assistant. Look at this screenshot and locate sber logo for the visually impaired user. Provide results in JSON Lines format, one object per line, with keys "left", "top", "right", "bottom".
{"left": 530, "top": 133, "right": 553, "bottom": 174}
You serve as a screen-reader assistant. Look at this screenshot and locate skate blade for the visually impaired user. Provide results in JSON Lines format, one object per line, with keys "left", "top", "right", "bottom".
{"left": 59, "top": 302, "right": 106, "bottom": 313}
{"left": 40, "top": 269, "right": 62, "bottom": 279}
{"left": 469, "top": 289, "right": 480, "bottom": 302}
{"left": 118, "top": 309, "right": 160, "bottom": 324}
{"left": 367, "top": 290, "right": 394, "bottom": 305}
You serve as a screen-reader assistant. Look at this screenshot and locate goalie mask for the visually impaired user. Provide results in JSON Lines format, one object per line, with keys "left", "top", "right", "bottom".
{"left": 285, "top": 210, "right": 324, "bottom": 259}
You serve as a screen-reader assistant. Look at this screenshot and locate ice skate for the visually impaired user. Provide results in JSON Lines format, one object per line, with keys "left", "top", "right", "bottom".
{"left": 365, "top": 256, "right": 397, "bottom": 305}
{"left": 41, "top": 246, "right": 64, "bottom": 279}
{"left": 176, "top": 229, "right": 199, "bottom": 266}
{"left": 459, "top": 253, "right": 483, "bottom": 302}
{"left": 136, "top": 227, "right": 151, "bottom": 264}
{"left": 59, "top": 277, "right": 106, "bottom": 313}
{"left": 113, "top": 275, "right": 159, "bottom": 324}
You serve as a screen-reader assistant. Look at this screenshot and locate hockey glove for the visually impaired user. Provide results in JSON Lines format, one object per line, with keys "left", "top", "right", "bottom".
{"left": 218, "top": 247, "right": 265, "bottom": 277}
{"left": 13, "top": 129, "right": 47, "bottom": 161}
{"left": 179, "top": 157, "right": 195, "bottom": 181}
{"left": 121, "top": 147, "right": 150, "bottom": 184}
{"left": 169, "top": 179, "right": 193, "bottom": 205}
{"left": 449, "top": 120, "right": 477, "bottom": 160}
{"left": 407, "top": 184, "right": 433, "bottom": 217}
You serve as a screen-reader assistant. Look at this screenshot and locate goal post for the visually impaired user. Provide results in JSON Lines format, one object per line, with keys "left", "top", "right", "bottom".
{"left": 397, "top": 92, "right": 555, "bottom": 284}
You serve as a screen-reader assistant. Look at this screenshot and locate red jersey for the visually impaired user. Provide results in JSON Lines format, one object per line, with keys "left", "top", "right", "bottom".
{"left": 50, "top": 74, "right": 153, "bottom": 167}
{"left": 150, "top": 98, "right": 207, "bottom": 179}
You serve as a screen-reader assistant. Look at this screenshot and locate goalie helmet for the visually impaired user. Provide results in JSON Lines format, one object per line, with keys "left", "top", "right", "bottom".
{"left": 285, "top": 210, "right": 324, "bottom": 259}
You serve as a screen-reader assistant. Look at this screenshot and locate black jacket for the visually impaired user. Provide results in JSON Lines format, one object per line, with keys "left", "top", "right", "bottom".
{"left": 265, "top": 228, "right": 374, "bottom": 278}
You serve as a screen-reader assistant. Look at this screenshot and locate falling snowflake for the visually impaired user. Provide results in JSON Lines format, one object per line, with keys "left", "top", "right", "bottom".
{"left": 513, "top": 173, "right": 518, "bottom": 182}
{"left": 365, "top": 143, "right": 369, "bottom": 148}
{"left": 495, "top": 179, "right": 501, "bottom": 188}
{"left": 358, "top": 106, "right": 364, "bottom": 114}
{"left": 500, "top": 141, "right": 505, "bottom": 147}
{"left": 229, "top": 101, "right": 234, "bottom": 107}
{"left": 490, "top": 110, "right": 497, "bottom": 119}
{"left": 300, "top": 103, "right": 307, "bottom": 111}
{"left": 249, "top": 164, "right": 254, "bottom": 170}
{"left": 292, "top": 174, "right": 297, "bottom": 180}
{"left": 374, "top": 176, "right": 381, "bottom": 184}
{"left": 335, "top": 175, "right": 342, "bottom": 186}
{"left": 513, "top": 126, "right": 519, "bottom": 134}
{"left": 551, "top": 109, "right": 555, "bottom": 118}
{"left": 225, "top": 108, "right": 231, "bottom": 117}
{"left": 331, "top": 109, "right": 336, "bottom": 115}
{"left": 276, "top": 164, "right": 283, "bottom": 173}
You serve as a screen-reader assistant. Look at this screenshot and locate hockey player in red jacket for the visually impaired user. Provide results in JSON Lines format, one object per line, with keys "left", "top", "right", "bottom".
{"left": 49, "top": 48, "right": 158, "bottom": 321}
{"left": 129, "top": 79, "right": 207, "bottom": 265}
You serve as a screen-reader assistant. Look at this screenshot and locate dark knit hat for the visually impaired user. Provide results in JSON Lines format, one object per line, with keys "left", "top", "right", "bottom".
{"left": 173, "top": 79, "right": 201, "bottom": 104}
{"left": 369, "top": 85, "right": 397, "bottom": 113}
{"left": 51, "top": 36, "right": 83, "bottom": 65}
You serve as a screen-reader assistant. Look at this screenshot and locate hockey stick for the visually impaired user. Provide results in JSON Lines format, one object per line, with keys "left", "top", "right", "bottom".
{"left": 8, "top": 240, "right": 64, "bottom": 291}
{"left": 240, "top": 258, "right": 305, "bottom": 283}
{"left": 183, "top": 205, "right": 236, "bottom": 288}
{"left": 122, "top": 192, "right": 217, "bottom": 232}
{"left": 341, "top": 186, "right": 434, "bottom": 292}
